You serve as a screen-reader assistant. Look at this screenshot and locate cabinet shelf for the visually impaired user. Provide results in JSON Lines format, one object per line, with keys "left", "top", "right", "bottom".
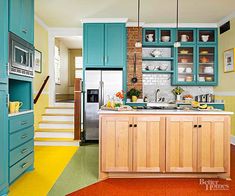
{"left": 142, "top": 70, "right": 173, "bottom": 74}
{"left": 142, "top": 57, "right": 174, "bottom": 61}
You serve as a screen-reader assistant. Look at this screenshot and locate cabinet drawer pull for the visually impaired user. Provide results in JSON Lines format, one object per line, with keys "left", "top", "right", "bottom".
{"left": 21, "top": 162, "right": 29, "bottom": 168}
{"left": 21, "top": 148, "right": 28, "bottom": 154}
{"left": 129, "top": 124, "right": 133, "bottom": 127}
{"left": 21, "top": 121, "right": 28, "bottom": 125}
{"left": 21, "top": 134, "right": 28, "bottom": 139}
{"left": 134, "top": 124, "right": 137, "bottom": 127}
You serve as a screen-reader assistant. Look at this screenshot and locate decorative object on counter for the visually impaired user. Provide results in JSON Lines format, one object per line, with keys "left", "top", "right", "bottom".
{"left": 201, "top": 35, "right": 209, "bottom": 42}
{"left": 161, "top": 36, "right": 170, "bottom": 42}
{"left": 180, "top": 34, "right": 189, "bottom": 42}
{"left": 104, "top": 90, "right": 125, "bottom": 110}
{"left": 224, "top": 48, "right": 235, "bottom": 72}
{"left": 9, "top": 101, "right": 23, "bottom": 113}
{"left": 135, "top": 0, "right": 142, "bottom": 48}
{"left": 151, "top": 49, "right": 162, "bottom": 57}
{"left": 35, "top": 49, "right": 42, "bottom": 73}
{"left": 131, "top": 53, "right": 138, "bottom": 83}
{"left": 127, "top": 88, "right": 141, "bottom": 102}
{"left": 200, "top": 56, "right": 209, "bottom": 63}
{"left": 174, "top": 0, "right": 181, "bottom": 48}
{"left": 172, "top": 86, "right": 184, "bottom": 101}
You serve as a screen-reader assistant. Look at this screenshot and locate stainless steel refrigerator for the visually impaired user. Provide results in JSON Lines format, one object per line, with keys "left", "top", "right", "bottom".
{"left": 84, "top": 70, "right": 123, "bottom": 141}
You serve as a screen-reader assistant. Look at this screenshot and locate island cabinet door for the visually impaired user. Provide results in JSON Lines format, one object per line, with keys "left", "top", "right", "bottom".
{"left": 166, "top": 116, "right": 198, "bottom": 172}
{"left": 197, "top": 116, "right": 230, "bottom": 173}
{"left": 132, "top": 116, "right": 165, "bottom": 172}
{"left": 101, "top": 116, "right": 133, "bottom": 172}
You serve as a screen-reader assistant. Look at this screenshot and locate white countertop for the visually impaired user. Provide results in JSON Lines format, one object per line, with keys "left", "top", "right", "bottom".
{"left": 8, "top": 110, "right": 34, "bottom": 117}
{"left": 98, "top": 109, "right": 234, "bottom": 115}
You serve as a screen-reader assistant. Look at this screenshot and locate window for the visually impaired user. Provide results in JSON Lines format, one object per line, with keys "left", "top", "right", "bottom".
{"left": 75, "top": 56, "right": 83, "bottom": 79}
{"left": 54, "top": 46, "right": 61, "bottom": 84}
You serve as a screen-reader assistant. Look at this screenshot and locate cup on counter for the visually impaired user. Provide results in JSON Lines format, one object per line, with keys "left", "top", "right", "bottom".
{"left": 9, "top": 101, "right": 23, "bottom": 113}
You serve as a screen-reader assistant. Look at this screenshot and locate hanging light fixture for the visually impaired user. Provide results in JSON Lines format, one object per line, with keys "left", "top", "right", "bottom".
{"left": 135, "top": 0, "right": 142, "bottom": 48}
{"left": 174, "top": 0, "right": 181, "bottom": 48}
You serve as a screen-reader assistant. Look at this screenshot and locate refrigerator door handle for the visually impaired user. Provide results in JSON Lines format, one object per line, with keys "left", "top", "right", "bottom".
{"left": 102, "top": 81, "right": 104, "bottom": 106}
{"left": 99, "top": 81, "right": 102, "bottom": 108}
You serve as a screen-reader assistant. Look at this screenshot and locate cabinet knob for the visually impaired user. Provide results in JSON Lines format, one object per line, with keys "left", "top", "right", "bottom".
{"left": 134, "top": 124, "right": 137, "bottom": 127}
{"left": 22, "top": 28, "right": 28, "bottom": 34}
{"left": 129, "top": 124, "right": 133, "bottom": 127}
{"left": 194, "top": 125, "right": 198, "bottom": 128}
{"left": 198, "top": 125, "right": 202, "bottom": 128}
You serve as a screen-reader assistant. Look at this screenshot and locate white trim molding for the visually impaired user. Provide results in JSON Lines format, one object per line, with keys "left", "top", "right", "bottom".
{"left": 126, "top": 22, "right": 145, "bottom": 27}
{"left": 231, "top": 135, "right": 235, "bottom": 145}
{"left": 143, "top": 23, "right": 218, "bottom": 28}
{"left": 214, "top": 91, "right": 235, "bottom": 96}
{"left": 35, "top": 14, "right": 49, "bottom": 30}
{"left": 217, "top": 11, "right": 235, "bottom": 27}
{"left": 81, "top": 18, "right": 128, "bottom": 24}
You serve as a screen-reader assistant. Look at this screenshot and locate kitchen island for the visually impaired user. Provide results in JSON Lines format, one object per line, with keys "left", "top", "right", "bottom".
{"left": 98, "top": 109, "right": 233, "bottom": 180}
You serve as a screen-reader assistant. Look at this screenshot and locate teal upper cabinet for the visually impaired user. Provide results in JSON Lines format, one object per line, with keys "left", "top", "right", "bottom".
{"left": 197, "top": 28, "right": 217, "bottom": 44}
{"left": 0, "top": 0, "right": 8, "bottom": 84}
{"left": 0, "top": 86, "right": 8, "bottom": 195}
{"left": 84, "top": 24, "right": 105, "bottom": 67}
{"left": 83, "top": 23, "right": 126, "bottom": 68}
{"left": 143, "top": 28, "right": 175, "bottom": 46}
{"left": 177, "top": 28, "right": 196, "bottom": 45}
{"left": 105, "top": 24, "right": 126, "bottom": 67}
{"left": 9, "top": 0, "right": 34, "bottom": 45}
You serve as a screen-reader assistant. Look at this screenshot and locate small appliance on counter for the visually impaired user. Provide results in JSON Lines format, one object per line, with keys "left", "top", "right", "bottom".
{"left": 9, "top": 33, "right": 35, "bottom": 77}
{"left": 195, "top": 94, "right": 215, "bottom": 103}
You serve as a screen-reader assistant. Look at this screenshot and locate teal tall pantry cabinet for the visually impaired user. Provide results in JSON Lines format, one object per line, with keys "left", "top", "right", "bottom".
{"left": 0, "top": 0, "right": 9, "bottom": 195}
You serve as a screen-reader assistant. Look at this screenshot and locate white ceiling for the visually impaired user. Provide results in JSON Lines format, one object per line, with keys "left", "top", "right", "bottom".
{"left": 35, "top": 0, "right": 235, "bottom": 27}
{"left": 57, "top": 36, "right": 83, "bottom": 49}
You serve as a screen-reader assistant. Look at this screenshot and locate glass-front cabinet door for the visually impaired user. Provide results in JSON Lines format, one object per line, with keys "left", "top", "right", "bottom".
{"left": 175, "top": 46, "right": 196, "bottom": 85}
{"left": 197, "top": 46, "right": 217, "bottom": 85}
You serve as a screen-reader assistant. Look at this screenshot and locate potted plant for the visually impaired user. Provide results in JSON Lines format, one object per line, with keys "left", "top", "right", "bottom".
{"left": 127, "top": 88, "right": 141, "bottom": 102}
{"left": 172, "top": 86, "right": 184, "bottom": 101}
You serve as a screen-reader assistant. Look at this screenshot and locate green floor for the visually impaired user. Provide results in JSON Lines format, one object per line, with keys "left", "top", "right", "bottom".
{"left": 48, "top": 144, "right": 99, "bottom": 196}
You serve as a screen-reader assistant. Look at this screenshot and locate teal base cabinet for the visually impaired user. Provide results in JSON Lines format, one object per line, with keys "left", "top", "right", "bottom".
{"left": 83, "top": 23, "right": 126, "bottom": 68}
{"left": 0, "top": 86, "right": 8, "bottom": 196}
{"left": 9, "top": 0, "right": 34, "bottom": 45}
{"left": 8, "top": 112, "right": 34, "bottom": 184}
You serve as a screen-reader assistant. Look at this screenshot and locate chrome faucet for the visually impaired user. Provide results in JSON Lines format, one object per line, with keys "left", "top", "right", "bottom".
{"left": 155, "top": 89, "right": 160, "bottom": 102}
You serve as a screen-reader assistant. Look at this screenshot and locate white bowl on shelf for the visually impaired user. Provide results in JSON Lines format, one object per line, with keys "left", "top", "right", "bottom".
{"left": 178, "top": 78, "right": 185, "bottom": 82}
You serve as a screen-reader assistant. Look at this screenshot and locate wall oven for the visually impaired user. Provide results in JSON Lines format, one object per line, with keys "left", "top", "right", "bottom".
{"left": 9, "top": 33, "right": 34, "bottom": 77}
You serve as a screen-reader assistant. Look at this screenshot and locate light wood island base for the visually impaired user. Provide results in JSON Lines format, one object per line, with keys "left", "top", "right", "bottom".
{"left": 98, "top": 111, "right": 233, "bottom": 181}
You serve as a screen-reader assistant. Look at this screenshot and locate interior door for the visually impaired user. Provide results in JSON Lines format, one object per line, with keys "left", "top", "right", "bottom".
{"left": 101, "top": 70, "right": 123, "bottom": 105}
{"left": 198, "top": 116, "right": 229, "bottom": 173}
{"left": 133, "top": 116, "right": 165, "bottom": 172}
{"left": 101, "top": 116, "right": 132, "bottom": 172}
{"left": 166, "top": 116, "right": 198, "bottom": 172}
{"left": 105, "top": 24, "right": 125, "bottom": 67}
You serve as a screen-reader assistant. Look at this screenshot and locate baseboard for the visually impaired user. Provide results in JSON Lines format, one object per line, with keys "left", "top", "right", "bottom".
{"left": 231, "top": 135, "right": 235, "bottom": 145}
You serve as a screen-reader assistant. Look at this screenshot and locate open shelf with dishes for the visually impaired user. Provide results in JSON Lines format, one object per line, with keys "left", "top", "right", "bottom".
{"left": 142, "top": 47, "right": 174, "bottom": 74}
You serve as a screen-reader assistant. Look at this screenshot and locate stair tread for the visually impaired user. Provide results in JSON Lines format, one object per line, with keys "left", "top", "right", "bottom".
{"left": 39, "top": 121, "right": 74, "bottom": 124}
{"left": 46, "top": 107, "right": 74, "bottom": 109}
{"left": 42, "top": 113, "right": 74, "bottom": 116}
{"left": 34, "top": 138, "right": 77, "bottom": 142}
{"left": 36, "top": 128, "right": 74, "bottom": 133}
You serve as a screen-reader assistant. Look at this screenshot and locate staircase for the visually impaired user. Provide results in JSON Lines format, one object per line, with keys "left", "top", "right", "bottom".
{"left": 34, "top": 103, "right": 80, "bottom": 146}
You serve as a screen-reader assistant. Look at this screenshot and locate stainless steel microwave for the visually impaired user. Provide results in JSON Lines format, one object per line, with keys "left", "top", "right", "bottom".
{"left": 9, "top": 33, "right": 34, "bottom": 77}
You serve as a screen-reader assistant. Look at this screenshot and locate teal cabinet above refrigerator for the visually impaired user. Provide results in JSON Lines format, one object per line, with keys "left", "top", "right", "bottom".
{"left": 83, "top": 23, "right": 126, "bottom": 68}
{"left": 9, "top": 0, "right": 34, "bottom": 45}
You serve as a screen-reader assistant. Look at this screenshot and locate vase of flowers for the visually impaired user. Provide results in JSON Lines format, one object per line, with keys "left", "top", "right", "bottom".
{"left": 172, "top": 86, "right": 184, "bottom": 102}
{"left": 127, "top": 88, "right": 141, "bottom": 102}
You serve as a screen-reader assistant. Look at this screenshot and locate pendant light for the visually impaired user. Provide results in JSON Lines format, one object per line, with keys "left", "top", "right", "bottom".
{"left": 174, "top": 0, "right": 181, "bottom": 48}
{"left": 135, "top": 0, "right": 142, "bottom": 48}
